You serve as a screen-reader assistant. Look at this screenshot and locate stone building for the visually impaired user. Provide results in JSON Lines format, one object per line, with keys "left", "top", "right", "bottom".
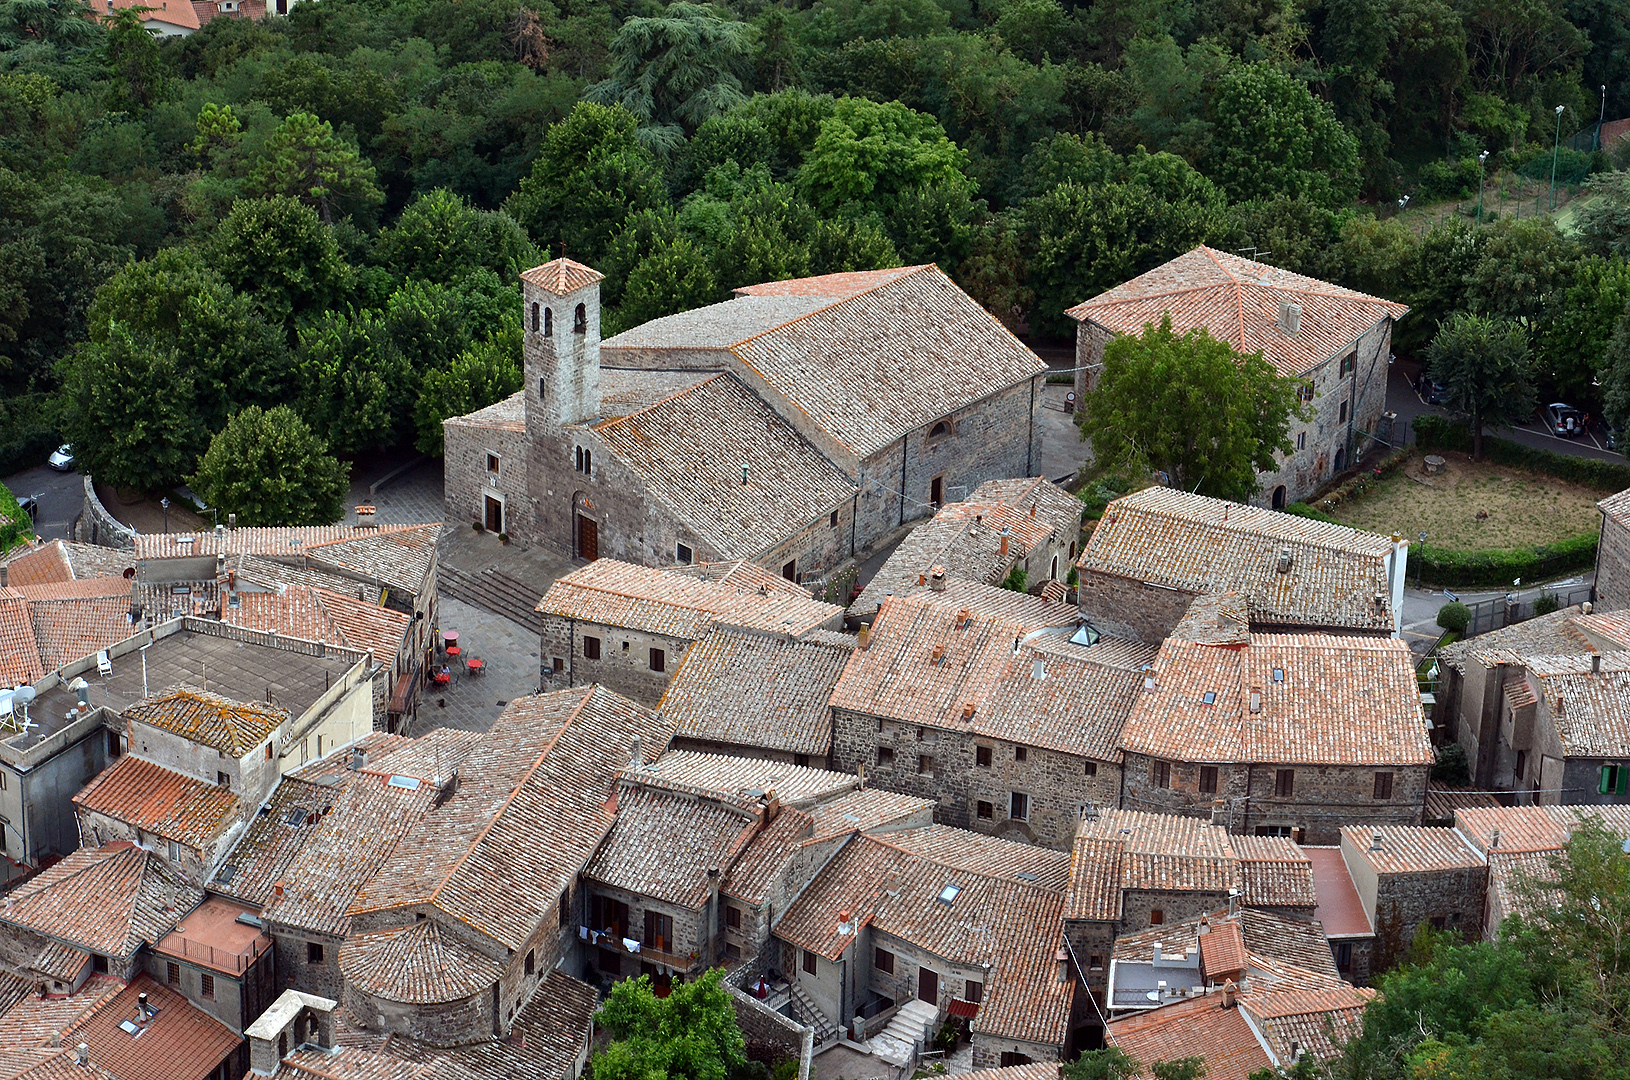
{"left": 850, "top": 478, "right": 1086, "bottom": 622}
{"left": 444, "top": 260, "right": 1048, "bottom": 583}
{"left": 537, "top": 559, "right": 845, "bottom": 707}
{"left": 829, "top": 588, "right": 1152, "bottom": 850}
{"left": 74, "top": 755, "right": 240, "bottom": 884}
{"left": 1067, "top": 247, "right": 1408, "bottom": 507}
{"left": 661, "top": 627, "right": 853, "bottom": 767}
{"left": 1453, "top": 804, "right": 1630, "bottom": 938}
{"left": 1597, "top": 488, "right": 1630, "bottom": 611}
{"left": 773, "top": 828, "right": 1077, "bottom": 1068}
{"left": 1116, "top": 604, "right": 1434, "bottom": 844}
{"left": 1075, "top": 486, "right": 1408, "bottom": 642}
{"left": 1436, "top": 605, "right": 1630, "bottom": 788}
{"left": 1337, "top": 825, "right": 1487, "bottom": 966}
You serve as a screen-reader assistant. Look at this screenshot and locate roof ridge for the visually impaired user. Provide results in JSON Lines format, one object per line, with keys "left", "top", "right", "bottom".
{"left": 590, "top": 372, "right": 726, "bottom": 433}
{"left": 863, "top": 833, "right": 1066, "bottom": 896}
{"left": 728, "top": 264, "right": 933, "bottom": 351}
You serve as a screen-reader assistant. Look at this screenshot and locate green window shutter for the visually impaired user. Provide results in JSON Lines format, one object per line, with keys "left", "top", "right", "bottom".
{"left": 1602, "top": 766, "right": 1613, "bottom": 795}
{"left": 1618, "top": 766, "right": 1628, "bottom": 796}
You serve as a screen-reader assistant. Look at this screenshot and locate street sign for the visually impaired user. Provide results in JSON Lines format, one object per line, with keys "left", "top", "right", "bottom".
{"left": 1443, "top": 590, "right": 1459, "bottom": 602}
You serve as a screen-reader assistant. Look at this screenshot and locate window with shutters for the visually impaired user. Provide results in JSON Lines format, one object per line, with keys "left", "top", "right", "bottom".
{"left": 964, "top": 979, "right": 983, "bottom": 1003}
{"left": 976, "top": 745, "right": 992, "bottom": 767}
{"left": 1010, "top": 791, "right": 1029, "bottom": 821}
{"left": 1151, "top": 761, "right": 1171, "bottom": 788}
{"left": 1373, "top": 771, "right": 1394, "bottom": 799}
{"left": 1274, "top": 769, "right": 1295, "bottom": 798}
{"left": 976, "top": 800, "right": 993, "bottom": 819}
{"left": 726, "top": 906, "right": 741, "bottom": 929}
{"left": 803, "top": 950, "right": 818, "bottom": 976}
{"left": 1199, "top": 766, "right": 1218, "bottom": 794}
{"left": 1149, "top": 909, "right": 1164, "bottom": 925}
{"left": 876, "top": 948, "right": 895, "bottom": 974}
{"left": 649, "top": 648, "right": 666, "bottom": 673}
{"left": 676, "top": 543, "right": 693, "bottom": 564}
{"left": 583, "top": 636, "right": 601, "bottom": 660}
{"left": 1600, "top": 764, "right": 1629, "bottom": 795}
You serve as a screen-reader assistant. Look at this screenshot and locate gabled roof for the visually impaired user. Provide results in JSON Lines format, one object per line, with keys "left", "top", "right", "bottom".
{"left": 66, "top": 974, "right": 239, "bottom": 1080}
{"left": 805, "top": 787, "right": 935, "bottom": 842}
{"left": 1437, "top": 604, "right": 1596, "bottom": 673}
{"left": 1519, "top": 652, "right": 1630, "bottom": 757}
{"left": 520, "top": 258, "right": 604, "bottom": 295}
{"left": 1078, "top": 487, "right": 1398, "bottom": 633}
{"left": 604, "top": 265, "right": 1046, "bottom": 459}
{"left": 1119, "top": 632, "right": 1432, "bottom": 766}
{"left": 1232, "top": 835, "right": 1317, "bottom": 908}
{"left": 661, "top": 629, "right": 851, "bottom": 758}
{"left": 2, "top": 542, "right": 73, "bottom": 587}
{"left": 21, "top": 584, "right": 135, "bottom": 671}
{"left": 136, "top": 523, "right": 434, "bottom": 563}
{"left": 301, "top": 526, "right": 439, "bottom": 597}
{"left": 124, "top": 689, "right": 288, "bottom": 756}
{"left": 589, "top": 373, "right": 858, "bottom": 558}
{"left": 538, "top": 559, "right": 842, "bottom": 640}
{"left": 632, "top": 750, "right": 856, "bottom": 807}
{"left": 883, "top": 824, "right": 1071, "bottom": 891}
{"left": 1342, "top": 825, "right": 1483, "bottom": 875}
{"left": 582, "top": 784, "right": 762, "bottom": 909}
{"left": 349, "top": 686, "right": 674, "bottom": 951}
{"left": 222, "top": 586, "right": 411, "bottom": 670}
{"left": 1067, "top": 810, "right": 1248, "bottom": 921}
{"left": 207, "top": 777, "right": 337, "bottom": 907}
{"left": 1453, "top": 803, "right": 1630, "bottom": 855}
{"left": 0, "top": 589, "right": 44, "bottom": 688}
{"left": 73, "top": 756, "right": 239, "bottom": 851}
{"left": 1066, "top": 246, "right": 1407, "bottom": 377}
{"left": 0, "top": 843, "right": 200, "bottom": 960}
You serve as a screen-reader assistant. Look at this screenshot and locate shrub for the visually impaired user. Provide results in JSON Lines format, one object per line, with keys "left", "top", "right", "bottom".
{"left": 1001, "top": 565, "right": 1028, "bottom": 593}
{"left": 1413, "top": 414, "right": 1630, "bottom": 491}
{"left": 1533, "top": 591, "right": 1561, "bottom": 616}
{"left": 1431, "top": 742, "right": 1472, "bottom": 786}
{"left": 1437, "top": 601, "right": 1471, "bottom": 633}
{"left": 1415, "top": 532, "right": 1598, "bottom": 588}
{"left": 0, "top": 484, "right": 29, "bottom": 553}
{"left": 1418, "top": 157, "right": 1481, "bottom": 200}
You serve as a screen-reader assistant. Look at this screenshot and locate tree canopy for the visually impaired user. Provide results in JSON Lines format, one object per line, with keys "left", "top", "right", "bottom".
{"left": 191, "top": 405, "right": 349, "bottom": 526}
{"left": 1425, "top": 312, "right": 1536, "bottom": 458}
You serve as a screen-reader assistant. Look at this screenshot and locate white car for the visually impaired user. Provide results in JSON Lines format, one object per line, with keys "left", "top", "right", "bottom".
{"left": 47, "top": 444, "right": 74, "bottom": 471}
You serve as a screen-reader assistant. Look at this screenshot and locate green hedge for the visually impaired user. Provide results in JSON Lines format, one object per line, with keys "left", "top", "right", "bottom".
{"left": 0, "top": 483, "right": 29, "bottom": 554}
{"left": 1412, "top": 414, "right": 1630, "bottom": 492}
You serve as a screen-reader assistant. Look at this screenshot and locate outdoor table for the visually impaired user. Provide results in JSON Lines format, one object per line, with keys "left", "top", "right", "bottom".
{"left": 466, "top": 657, "right": 485, "bottom": 676}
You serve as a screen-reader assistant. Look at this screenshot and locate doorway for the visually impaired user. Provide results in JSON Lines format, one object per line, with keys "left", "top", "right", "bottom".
{"left": 917, "top": 967, "right": 939, "bottom": 1005}
{"left": 484, "top": 496, "right": 503, "bottom": 534}
{"left": 1271, "top": 485, "right": 1287, "bottom": 510}
{"left": 930, "top": 476, "right": 944, "bottom": 507}
{"left": 577, "top": 515, "right": 599, "bottom": 561}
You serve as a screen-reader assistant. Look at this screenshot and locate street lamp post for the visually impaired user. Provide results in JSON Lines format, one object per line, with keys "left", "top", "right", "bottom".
{"left": 1599, "top": 85, "right": 1608, "bottom": 151}
{"left": 1551, "top": 104, "right": 1566, "bottom": 212}
{"left": 160, "top": 496, "right": 169, "bottom": 534}
{"left": 1477, "top": 150, "right": 1489, "bottom": 225}
{"left": 1418, "top": 532, "right": 1427, "bottom": 590}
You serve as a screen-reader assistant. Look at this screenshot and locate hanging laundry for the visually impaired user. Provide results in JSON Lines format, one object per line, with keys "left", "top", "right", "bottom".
{"left": 623, "top": 937, "right": 641, "bottom": 953}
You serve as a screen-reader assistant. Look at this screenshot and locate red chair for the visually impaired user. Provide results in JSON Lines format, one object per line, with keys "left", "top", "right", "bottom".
{"left": 447, "top": 646, "right": 461, "bottom": 660}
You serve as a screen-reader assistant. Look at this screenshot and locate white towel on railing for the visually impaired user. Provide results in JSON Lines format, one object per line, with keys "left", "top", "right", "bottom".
{"left": 623, "top": 937, "right": 641, "bottom": 953}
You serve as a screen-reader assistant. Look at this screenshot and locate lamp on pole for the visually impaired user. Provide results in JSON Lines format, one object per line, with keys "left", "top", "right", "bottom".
{"left": 1599, "top": 85, "right": 1608, "bottom": 151}
{"left": 1477, "top": 150, "right": 1489, "bottom": 225}
{"left": 1551, "top": 104, "right": 1566, "bottom": 211}
{"left": 160, "top": 496, "right": 169, "bottom": 534}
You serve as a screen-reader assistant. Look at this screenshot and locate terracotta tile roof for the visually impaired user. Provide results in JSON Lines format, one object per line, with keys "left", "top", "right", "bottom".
{"left": 11, "top": 577, "right": 129, "bottom": 601}
{"left": 972, "top": 637, "right": 1151, "bottom": 760}
{"left": 1438, "top": 605, "right": 1594, "bottom": 673}
{"left": 1108, "top": 993, "right": 1273, "bottom": 1080}
{"left": 21, "top": 587, "right": 135, "bottom": 672}
{"left": 350, "top": 686, "right": 674, "bottom": 951}
{"left": 1453, "top": 803, "right": 1630, "bottom": 855}
{"left": 1079, "top": 487, "right": 1398, "bottom": 632}
{"left": 633, "top": 750, "right": 856, "bottom": 807}
{"left": 222, "top": 586, "right": 411, "bottom": 671}
{"left": 1600, "top": 487, "right": 1630, "bottom": 529}
{"left": 606, "top": 265, "right": 1046, "bottom": 459}
{"left": 775, "top": 834, "right": 1073, "bottom": 1046}
{"left": 590, "top": 373, "right": 858, "bottom": 559}
{"left": 135, "top": 523, "right": 433, "bottom": 562}
{"left": 442, "top": 390, "right": 524, "bottom": 433}
{"left": 583, "top": 785, "right": 761, "bottom": 909}
{"left": 261, "top": 772, "right": 439, "bottom": 939}
{"left": 105, "top": 0, "right": 201, "bottom": 29}
{"left": 852, "top": 479, "right": 1085, "bottom": 617}
{"left": 207, "top": 777, "right": 336, "bottom": 906}
{"left": 599, "top": 369, "right": 716, "bottom": 420}
{"left": 883, "top": 825, "right": 1072, "bottom": 891}
{"left": 1064, "top": 836, "right": 1125, "bottom": 920}
{"left": 233, "top": 556, "right": 384, "bottom": 606}
{"left": 1573, "top": 608, "right": 1630, "bottom": 650}
{"left": 1236, "top": 908, "right": 1341, "bottom": 981}
{"left": 1233, "top": 836, "right": 1317, "bottom": 908}
{"left": 0, "top": 975, "right": 122, "bottom": 1053}
{"left": 956, "top": 1065, "right": 1058, "bottom": 1080}
{"left": 1111, "top": 908, "right": 1337, "bottom": 985}
{"left": 1343, "top": 825, "right": 1483, "bottom": 875}
{"left": 1081, "top": 809, "right": 1238, "bottom": 893}
{"left": 805, "top": 787, "right": 935, "bottom": 842}
{"left": 339, "top": 921, "right": 508, "bottom": 1005}
{"left": 1242, "top": 982, "right": 1373, "bottom": 1064}
{"left": 32, "top": 940, "right": 91, "bottom": 982}
{"left": 723, "top": 805, "right": 814, "bottom": 906}
{"left": 734, "top": 267, "right": 920, "bottom": 298}
{"left": 66, "top": 974, "right": 239, "bottom": 1080}
{"left": 0, "top": 589, "right": 44, "bottom": 687}
{"left": 1302, "top": 846, "right": 1372, "bottom": 936}
{"left": 1066, "top": 246, "right": 1407, "bottom": 378}
{"left": 1120, "top": 632, "right": 1432, "bottom": 766}
{"left": 668, "top": 560, "right": 811, "bottom": 596}
{"left": 73, "top": 756, "right": 239, "bottom": 850}
{"left": 0, "top": 970, "right": 33, "bottom": 1017}
{"left": 1424, "top": 787, "right": 1500, "bottom": 823}
{"left": 538, "top": 559, "right": 842, "bottom": 640}
{"left": 1518, "top": 652, "right": 1630, "bottom": 756}
{"left": 124, "top": 689, "right": 288, "bottom": 756}
{"left": 357, "top": 727, "right": 482, "bottom": 785}
{"left": 0, "top": 843, "right": 200, "bottom": 960}
{"left": 2, "top": 542, "right": 73, "bottom": 587}
{"left": 520, "top": 258, "right": 605, "bottom": 295}
{"left": 661, "top": 629, "right": 850, "bottom": 758}
{"left": 1199, "top": 920, "right": 1247, "bottom": 978}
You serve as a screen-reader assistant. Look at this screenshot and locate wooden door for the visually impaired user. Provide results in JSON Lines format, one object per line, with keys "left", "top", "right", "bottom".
{"left": 645, "top": 910, "right": 673, "bottom": 953}
{"left": 918, "top": 966, "right": 939, "bottom": 1005}
{"left": 484, "top": 496, "right": 502, "bottom": 533}
{"left": 577, "top": 515, "right": 598, "bottom": 561}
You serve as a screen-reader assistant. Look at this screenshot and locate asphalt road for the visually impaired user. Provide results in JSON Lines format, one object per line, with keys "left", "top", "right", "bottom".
{"left": 3, "top": 463, "right": 84, "bottom": 542}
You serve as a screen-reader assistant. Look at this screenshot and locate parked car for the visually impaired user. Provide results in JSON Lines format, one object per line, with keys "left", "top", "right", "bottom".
{"left": 1607, "top": 424, "right": 1620, "bottom": 452}
{"left": 1544, "top": 403, "right": 1584, "bottom": 437}
{"left": 1419, "top": 376, "right": 1450, "bottom": 406}
{"left": 47, "top": 444, "right": 74, "bottom": 471}
{"left": 15, "top": 494, "right": 37, "bottom": 520}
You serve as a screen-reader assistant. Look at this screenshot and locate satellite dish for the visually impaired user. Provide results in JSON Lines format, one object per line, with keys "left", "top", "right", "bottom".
{"left": 13, "top": 687, "right": 35, "bottom": 706}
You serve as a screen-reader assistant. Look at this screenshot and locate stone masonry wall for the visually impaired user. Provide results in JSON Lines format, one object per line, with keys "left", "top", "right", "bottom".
{"left": 442, "top": 414, "right": 528, "bottom": 541}
{"left": 342, "top": 981, "right": 491, "bottom": 1048}
{"left": 271, "top": 929, "right": 344, "bottom": 1001}
{"left": 970, "top": 1036, "right": 1063, "bottom": 1071}
{"left": 1072, "top": 573, "right": 1195, "bottom": 645}
{"left": 538, "top": 615, "right": 693, "bottom": 707}
{"left": 1372, "top": 864, "right": 1488, "bottom": 968}
{"left": 1598, "top": 510, "right": 1630, "bottom": 611}
{"left": 730, "top": 984, "right": 815, "bottom": 1080}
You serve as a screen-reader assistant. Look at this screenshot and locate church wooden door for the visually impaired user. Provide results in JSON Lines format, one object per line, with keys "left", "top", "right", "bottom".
{"left": 577, "top": 515, "right": 598, "bottom": 561}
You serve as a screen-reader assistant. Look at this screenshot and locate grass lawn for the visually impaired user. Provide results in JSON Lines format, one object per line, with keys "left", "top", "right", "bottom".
{"left": 1326, "top": 452, "right": 1602, "bottom": 549}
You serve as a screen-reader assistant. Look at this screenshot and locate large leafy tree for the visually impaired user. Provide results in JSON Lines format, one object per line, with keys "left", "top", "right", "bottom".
{"left": 591, "top": 970, "right": 747, "bottom": 1080}
{"left": 246, "top": 111, "right": 383, "bottom": 225}
{"left": 1424, "top": 312, "right": 1535, "bottom": 458}
{"left": 1204, "top": 63, "right": 1361, "bottom": 210}
{"left": 413, "top": 326, "right": 523, "bottom": 456}
{"left": 192, "top": 406, "right": 348, "bottom": 526}
{"left": 1576, "top": 172, "right": 1630, "bottom": 259}
{"left": 1080, "top": 315, "right": 1308, "bottom": 501}
{"left": 1538, "top": 255, "right": 1630, "bottom": 403}
{"left": 294, "top": 311, "right": 411, "bottom": 456}
{"left": 210, "top": 196, "right": 349, "bottom": 332}
{"left": 374, "top": 188, "right": 538, "bottom": 283}
{"left": 1464, "top": 217, "right": 1580, "bottom": 331}
{"left": 59, "top": 326, "right": 205, "bottom": 493}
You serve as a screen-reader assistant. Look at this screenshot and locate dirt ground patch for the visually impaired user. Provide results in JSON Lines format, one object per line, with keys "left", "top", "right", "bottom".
{"left": 1327, "top": 452, "right": 1602, "bottom": 549}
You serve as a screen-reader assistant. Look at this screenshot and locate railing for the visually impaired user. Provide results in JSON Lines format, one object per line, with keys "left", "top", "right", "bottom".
{"left": 157, "top": 931, "right": 268, "bottom": 974}
{"left": 1460, "top": 585, "right": 1594, "bottom": 638}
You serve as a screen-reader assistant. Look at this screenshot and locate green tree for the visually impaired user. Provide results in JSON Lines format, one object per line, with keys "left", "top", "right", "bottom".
{"left": 100, "top": 8, "right": 167, "bottom": 111}
{"left": 295, "top": 310, "right": 411, "bottom": 456}
{"left": 246, "top": 111, "right": 382, "bottom": 225}
{"left": 1424, "top": 312, "right": 1535, "bottom": 458}
{"left": 1595, "top": 304, "right": 1630, "bottom": 437}
{"left": 374, "top": 189, "right": 539, "bottom": 283}
{"left": 211, "top": 196, "right": 349, "bottom": 331}
{"left": 413, "top": 326, "right": 523, "bottom": 456}
{"left": 1204, "top": 63, "right": 1361, "bottom": 210}
{"left": 1080, "top": 315, "right": 1308, "bottom": 501}
{"left": 591, "top": 969, "right": 747, "bottom": 1080}
{"left": 1576, "top": 172, "right": 1630, "bottom": 259}
{"left": 0, "top": 0, "right": 102, "bottom": 51}
{"left": 505, "top": 102, "right": 668, "bottom": 266}
{"left": 191, "top": 406, "right": 348, "bottom": 526}
{"left": 1538, "top": 255, "right": 1630, "bottom": 402}
{"left": 1464, "top": 217, "right": 1580, "bottom": 332}
{"left": 614, "top": 236, "right": 718, "bottom": 332}
{"left": 586, "top": 3, "right": 756, "bottom": 148}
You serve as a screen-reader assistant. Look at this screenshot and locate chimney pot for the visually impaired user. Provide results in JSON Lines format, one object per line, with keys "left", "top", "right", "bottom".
{"left": 629, "top": 733, "right": 643, "bottom": 768}
{"left": 273, "top": 880, "right": 285, "bottom": 900}
{"left": 1276, "top": 548, "right": 1294, "bottom": 573}
{"left": 76, "top": 1044, "right": 88, "bottom": 1066}
{"left": 932, "top": 644, "right": 945, "bottom": 664}
{"left": 857, "top": 624, "right": 872, "bottom": 649}
{"left": 1221, "top": 979, "right": 1238, "bottom": 1008}
{"left": 961, "top": 701, "right": 975, "bottom": 720}
{"left": 1000, "top": 534, "right": 1010, "bottom": 557}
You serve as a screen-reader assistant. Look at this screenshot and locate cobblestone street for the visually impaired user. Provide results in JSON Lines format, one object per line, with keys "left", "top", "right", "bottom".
{"left": 409, "top": 597, "right": 540, "bottom": 736}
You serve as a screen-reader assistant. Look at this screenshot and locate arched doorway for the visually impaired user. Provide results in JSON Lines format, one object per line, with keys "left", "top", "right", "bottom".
{"left": 573, "top": 492, "right": 598, "bottom": 561}
{"left": 1271, "top": 485, "right": 1287, "bottom": 510}
{"left": 1333, "top": 448, "right": 1346, "bottom": 473}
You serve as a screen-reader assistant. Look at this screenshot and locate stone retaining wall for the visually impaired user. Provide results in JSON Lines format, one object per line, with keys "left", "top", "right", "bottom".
{"left": 77, "top": 475, "right": 137, "bottom": 549}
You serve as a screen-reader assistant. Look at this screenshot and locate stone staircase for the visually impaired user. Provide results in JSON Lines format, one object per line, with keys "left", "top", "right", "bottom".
{"left": 867, "top": 999, "right": 940, "bottom": 1068}
{"left": 440, "top": 565, "right": 545, "bottom": 632}
{"left": 787, "top": 982, "right": 839, "bottom": 1044}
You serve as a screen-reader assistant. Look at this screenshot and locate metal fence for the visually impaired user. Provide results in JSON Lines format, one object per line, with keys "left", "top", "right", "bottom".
{"left": 1460, "top": 585, "right": 1595, "bottom": 637}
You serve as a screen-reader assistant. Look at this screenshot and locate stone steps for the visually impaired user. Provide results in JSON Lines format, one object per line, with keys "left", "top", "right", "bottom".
{"left": 880, "top": 998, "right": 939, "bottom": 1051}
{"left": 788, "top": 982, "right": 839, "bottom": 1043}
{"left": 440, "top": 565, "right": 544, "bottom": 633}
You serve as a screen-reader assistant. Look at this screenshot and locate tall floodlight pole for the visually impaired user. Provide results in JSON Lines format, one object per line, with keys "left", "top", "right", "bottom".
{"left": 1599, "top": 85, "right": 1608, "bottom": 151}
{"left": 1477, "top": 150, "right": 1489, "bottom": 224}
{"left": 1551, "top": 104, "right": 1566, "bottom": 211}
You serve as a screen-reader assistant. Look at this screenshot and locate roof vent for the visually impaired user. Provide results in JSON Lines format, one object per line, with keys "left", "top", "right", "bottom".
{"left": 76, "top": 1044, "right": 88, "bottom": 1066}
{"left": 1279, "top": 300, "right": 1301, "bottom": 335}
{"left": 1032, "top": 658, "right": 1047, "bottom": 680}
{"left": 1276, "top": 549, "right": 1294, "bottom": 574}
{"left": 1370, "top": 832, "right": 1383, "bottom": 852}
{"left": 1594, "top": 654, "right": 1603, "bottom": 674}
{"left": 1490, "top": 828, "right": 1501, "bottom": 850}
{"left": 1249, "top": 688, "right": 1262, "bottom": 714}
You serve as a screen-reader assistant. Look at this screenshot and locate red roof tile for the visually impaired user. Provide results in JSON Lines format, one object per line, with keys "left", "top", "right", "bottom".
{"left": 1108, "top": 994, "right": 1272, "bottom": 1080}
{"left": 520, "top": 258, "right": 605, "bottom": 295}
{"left": 0, "top": 589, "right": 45, "bottom": 687}
{"left": 0, "top": 844, "right": 200, "bottom": 959}
{"left": 74, "top": 757, "right": 240, "bottom": 850}
{"left": 67, "top": 974, "right": 239, "bottom": 1080}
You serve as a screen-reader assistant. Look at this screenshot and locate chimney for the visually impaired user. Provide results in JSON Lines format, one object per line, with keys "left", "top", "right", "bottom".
{"left": 1032, "top": 658, "right": 1047, "bottom": 680}
{"left": 917, "top": 573, "right": 926, "bottom": 586}
{"left": 1198, "top": 917, "right": 1210, "bottom": 936}
{"left": 931, "top": 644, "right": 945, "bottom": 664}
{"left": 629, "top": 733, "right": 643, "bottom": 769}
{"left": 956, "top": 607, "right": 971, "bottom": 628}
{"left": 1490, "top": 828, "right": 1501, "bottom": 850}
{"left": 1030, "top": 503, "right": 1037, "bottom": 517}
{"left": 929, "top": 566, "right": 947, "bottom": 592}
{"left": 1249, "top": 688, "right": 1261, "bottom": 714}
{"left": 1594, "top": 654, "right": 1603, "bottom": 674}
{"left": 137, "top": 992, "right": 150, "bottom": 1019}
{"left": 228, "top": 513, "right": 236, "bottom": 530}
{"left": 1221, "top": 979, "right": 1238, "bottom": 1009}
{"left": 999, "top": 528, "right": 1010, "bottom": 557}
{"left": 75, "top": 1044, "right": 88, "bottom": 1067}
{"left": 961, "top": 701, "right": 976, "bottom": 721}
{"left": 1583, "top": 601, "right": 1594, "bottom": 615}
{"left": 1279, "top": 300, "right": 1302, "bottom": 335}
{"left": 273, "top": 880, "right": 285, "bottom": 900}
{"left": 1055, "top": 947, "right": 1070, "bottom": 984}
{"left": 1152, "top": 942, "right": 1163, "bottom": 963}
{"left": 350, "top": 747, "right": 366, "bottom": 771}
{"left": 1370, "top": 832, "right": 1383, "bottom": 852}
{"left": 1276, "top": 548, "right": 1294, "bottom": 573}
{"left": 857, "top": 624, "right": 872, "bottom": 649}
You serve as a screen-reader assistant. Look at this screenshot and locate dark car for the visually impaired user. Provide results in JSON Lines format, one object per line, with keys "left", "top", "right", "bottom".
{"left": 1419, "top": 376, "right": 1450, "bottom": 406}
{"left": 14, "top": 494, "right": 37, "bottom": 521}
{"left": 1543, "top": 402, "right": 1584, "bottom": 437}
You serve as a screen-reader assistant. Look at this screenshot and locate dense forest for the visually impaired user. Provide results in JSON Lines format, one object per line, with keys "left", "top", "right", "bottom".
{"left": 7, "top": 0, "right": 1630, "bottom": 500}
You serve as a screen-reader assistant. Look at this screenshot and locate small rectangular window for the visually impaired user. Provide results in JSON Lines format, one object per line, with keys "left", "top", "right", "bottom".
{"left": 830, "top": 510, "right": 840, "bottom": 528}
{"left": 650, "top": 648, "right": 666, "bottom": 673}
{"left": 1296, "top": 431, "right": 1306, "bottom": 450}
{"left": 583, "top": 636, "right": 602, "bottom": 660}
{"left": 1199, "top": 766, "right": 1218, "bottom": 794}
{"left": 1010, "top": 791, "right": 1029, "bottom": 821}
{"left": 726, "top": 906, "right": 741, "bottom": 929}
{"left": 782, "top": 560, "right": 797, "bottom": 582}
{"left": 918, "top": 755, "right": 934, "bottom": 776}
{"left": 1014, "top": 746, "right": 1027, "bottom": 762}
{"left": 167, "top": 839, "right": 182, "bottom": 862}
{"left": 553, "top": 656, "right": 565, "bottom": 672}
{"left": 217, "top": 772, "right": 231, "bottom": 789}
{"left": 308, "top": 942, "right": 324, "bottom": 964}
{"left": 1275, "top": 769, "right": 1295, "bottom": 798}
{"left": 1089, "top": 954, "right": 1103, "bottom": 971}
{"left": 1151, "top": 761, "right": 1171, "bottom": 788}
{"left": 977, "top": 800, "right": 993, "bottom": 820}
{"left": 200, "top": 973, "right": 214, "bottom": 1000}
{"left": 1084, "top": 761, "right": 1098, "bottom": 776}
{"left": 676, "top": 543, "right": 693, "bottom": 565}
{"left": 1373, "top": 771, "right": 1394, "bottom": 799}
{"left": 1150, "top": 909, "right": 1165, "bottom": 925}
{"left": 976, "top": 746, "right": 992, "bottom": 768}
{"left": 964, "top": 979, "right": 983, "bottom": 1003}
{"left": 803, "top": 950, "right": 819, "bottom": 976}
{"left": 583, "top": 449, "right": 592, "bottom": 475}
{"left": 875, "top": 948, "right": 895, "bottom": 974}
{"left": 166, "top": 962, "right": 179, "bottom": 985}
{"left": 1340, "top": 400, "right": 1350, "bottom": 423}
{"left": 93, "top": 955, "right": 108, "bottom": 974}
{"left": 877, "top": 746, "right": 894, "bottom": 767}
{"left": 265, "top": 743, "right": 273, "bottom": 761}
{"left": 486, "top": 453, "right": 499, "bottom": 474}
